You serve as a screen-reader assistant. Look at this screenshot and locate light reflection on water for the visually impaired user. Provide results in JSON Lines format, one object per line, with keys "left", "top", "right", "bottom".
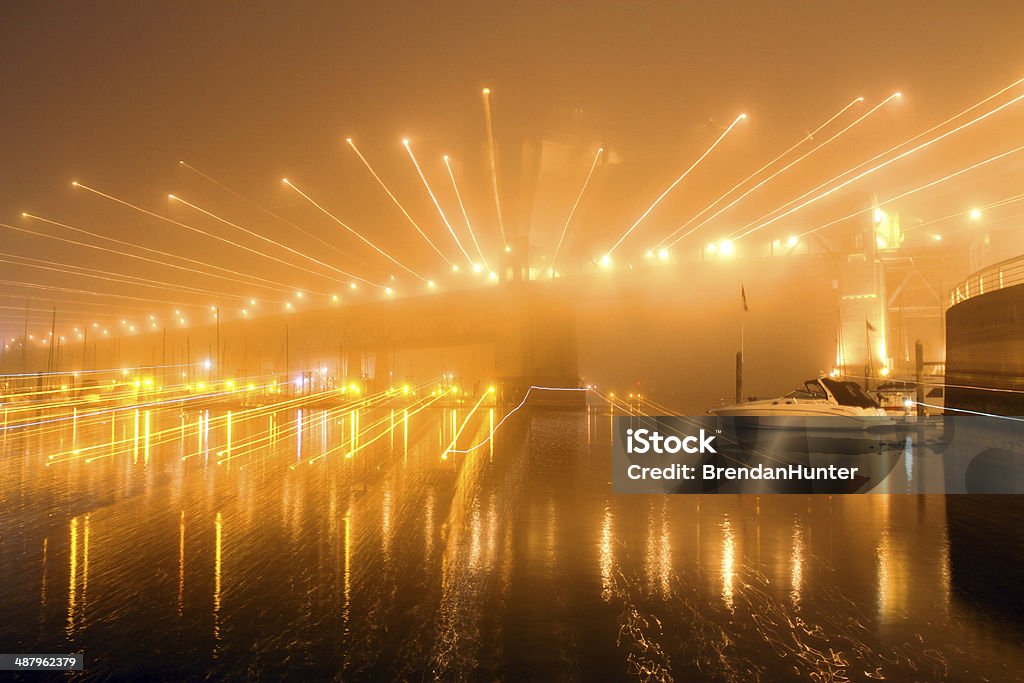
{"left": 0, "top": 404, "right": 1022, "bottom": 680}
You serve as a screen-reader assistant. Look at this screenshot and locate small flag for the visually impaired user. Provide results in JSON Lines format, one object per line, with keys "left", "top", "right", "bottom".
{"left": 865, "top": 318, "right": 876, "bottom": 332}
{"left": 741, "top": 285, "right": 748, "bottom": 312}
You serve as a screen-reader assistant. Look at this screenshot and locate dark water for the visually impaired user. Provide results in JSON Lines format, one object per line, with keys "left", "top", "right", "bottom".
{"left": 1, "top": 404, "right": 1023, "bottom": 681}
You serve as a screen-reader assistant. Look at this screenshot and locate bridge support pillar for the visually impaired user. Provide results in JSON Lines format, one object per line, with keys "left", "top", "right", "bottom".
{"left": 493, "top": 285, "right": 582, "bottom": 407}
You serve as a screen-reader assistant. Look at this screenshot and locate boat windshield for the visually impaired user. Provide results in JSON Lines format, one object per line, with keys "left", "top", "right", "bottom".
{"left": 785, "top": 381, "right": 827, "bottom": 400}
{"left": 821, "top": 378, "right": 879, "bottom": 408}
{"left": 803, "top": 380, "right": 827, "bottom": 397}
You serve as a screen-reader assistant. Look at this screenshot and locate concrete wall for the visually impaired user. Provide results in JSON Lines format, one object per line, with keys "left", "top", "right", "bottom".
{"left": 945, "top": 282, "right": 1024, "bottom": 416}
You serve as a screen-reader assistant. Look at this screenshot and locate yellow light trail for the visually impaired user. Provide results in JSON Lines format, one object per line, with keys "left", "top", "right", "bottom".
{"left": 797, "top": 142, "right": 1024, "bottom": 238}
{"left": 17, "top": 214, "right": 296, "bottom": 297}
{"left": 71, "top": 182, "right": 335, "bottom": 295}
{"left": 749, "top": 75, "right": 1024, "bottom": 237}
{"left": 178, "top": 161, "right": 387, "bottom": 278}
{"left": 550, "top": 147, "right": 604, "bottom": 277}
{"left": 0, "top": 275, "right": 212, "bottom": 309}
{"left": 655, "top": 95, "right": 866, "bottom": 249}
{"left": 44, "top": 377, "right": 338, "bottom": 465}
{"left": 442, "top": 154, "right": 490, "bottom": 271}
{"left": 168, "top": 194, "right": 378, "bottom": 288}
{"left": 450, "top": 386, "right": 589, "bottom": 454}
{"left": 0, "top": 305, "right": 131, "bottom": 328}
{"left": 402, "top": 139, "right": 475, "bottom": 267}
{"left": 481, "top": 87, "right": 507, "bottom": 249}
{"left": 344, "top": 139, "right": 455, "bottom": 267}
{"left": 732, "top": 89, "right": 1024, "bottom": 241}
{"left": 282, "top": 178, "right": 426, "bottom": 283}
{"left": 208, "top": 380, "right": 436, "bottom": 467}
{"left": 718, "top": 92, "right": 901, "bottom": 240}
{"left": 604, "top": 113, "right": 747, "bottom": 259}
{"left": 441, "top": 388, "right": 490, "bottom": 460}
{"left": 302, "top": 387, "right": 446, "bottom": 466}
{"left": 0, "top": 252, "right": 257, "bottom": 304}
{"left": 943, "top": 206, "right": 1024, "bottom": 238}
{"left": 903, "top": 190, "right": 1024, "bottom": 234}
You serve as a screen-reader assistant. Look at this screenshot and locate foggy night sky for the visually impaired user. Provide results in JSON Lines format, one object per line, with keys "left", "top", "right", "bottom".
{"left": 0, "top": 1, "right": 1023, "bottom": 333}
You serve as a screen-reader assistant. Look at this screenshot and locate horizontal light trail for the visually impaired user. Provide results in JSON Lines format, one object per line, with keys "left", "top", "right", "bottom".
{"left": 0, "top": 277, "right": 208, "bottom": 309}
{"left": 0, "top": 252, "right": 258, "bottom": 303}
{"left": 18, "top": 215, "right": 296, "bottom": 296}
{"left": 301, "top": 385, "right": 446, "bottom": 466}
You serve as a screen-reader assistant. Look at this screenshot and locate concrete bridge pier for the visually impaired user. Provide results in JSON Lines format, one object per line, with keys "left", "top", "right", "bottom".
{"left": 493, "top": 284, "right": 583, "bottom": 408}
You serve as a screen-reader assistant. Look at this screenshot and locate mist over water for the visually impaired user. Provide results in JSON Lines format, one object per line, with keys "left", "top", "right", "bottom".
{"left": 2, "top": 403, "right": 1022, "bottom": 681}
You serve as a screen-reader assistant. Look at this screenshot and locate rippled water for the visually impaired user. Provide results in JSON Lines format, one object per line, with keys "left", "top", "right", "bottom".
{"left": 2, "top": 404, "right": 1023, "bottom": 681}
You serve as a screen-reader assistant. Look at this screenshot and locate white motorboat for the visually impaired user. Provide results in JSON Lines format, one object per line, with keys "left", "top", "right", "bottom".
{"left": 711, "top": 377, "right": 893, "bottom": 429}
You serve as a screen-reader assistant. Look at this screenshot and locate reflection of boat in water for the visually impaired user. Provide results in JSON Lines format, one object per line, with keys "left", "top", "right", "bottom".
{"left": 710, "top": 377, "right": 893, "bottom": 430}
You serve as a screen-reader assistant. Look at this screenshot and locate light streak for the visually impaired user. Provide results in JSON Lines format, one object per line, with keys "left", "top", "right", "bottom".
{"left": 168, "top": 194, "right": 376, "bottom": 288}
{"left": 442, "top": 155, "right": 489, "bottom": 270}
{"left": 798, "top": 143, "right": 1024, "bottom": 238}
{"left": 17, "top": 215, "right": 295, "bottom": 296}
{"left": 450, "top": 386, "right": 589, "bottom": 454}
{"left": 71, "top": 182, "right": 336, "bottom": 295}
{"left": 440, "top": 389, "right": 490, "bottom": 459}
{"left": 482, "top": 87, "right": 507, "bottom": 248}
{"left": 344, "top": 139, "right": 455, "bottom": 266}
{"left": 656, "top": 95, "right": 867, "bottom": 249}
{"left": 767, "top": 75, "right": 1024, "bottom": 234}
{"left": 605, "top": 112, "right": 747, "bottom": 257}
{"left": 178, "top": 161, "right": 386, "bottom": 277}
{"left": 550, "top": 148, "right": 604, "bottom": 277}
{"left": 0, "top": 251, "right": 256, "bottom": 303}
{"left": 402, "top": 139, "right": 474, "bottom": 267}
{"left": 732, "top": 89, "right": 1024, "bottom": 241}
{"left": 282, "top": 178, "right": 426, "bottom": 283}
{"left": 904, "top": 191, "right": 1024, "bottom": 233}
{"left": 0, "top": 276, "right": 205, "bottom": 309}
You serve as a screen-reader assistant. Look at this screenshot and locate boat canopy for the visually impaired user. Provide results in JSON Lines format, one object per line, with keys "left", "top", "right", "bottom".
{"left": 821, "top": 378, "right": 879, "bottom": 408}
